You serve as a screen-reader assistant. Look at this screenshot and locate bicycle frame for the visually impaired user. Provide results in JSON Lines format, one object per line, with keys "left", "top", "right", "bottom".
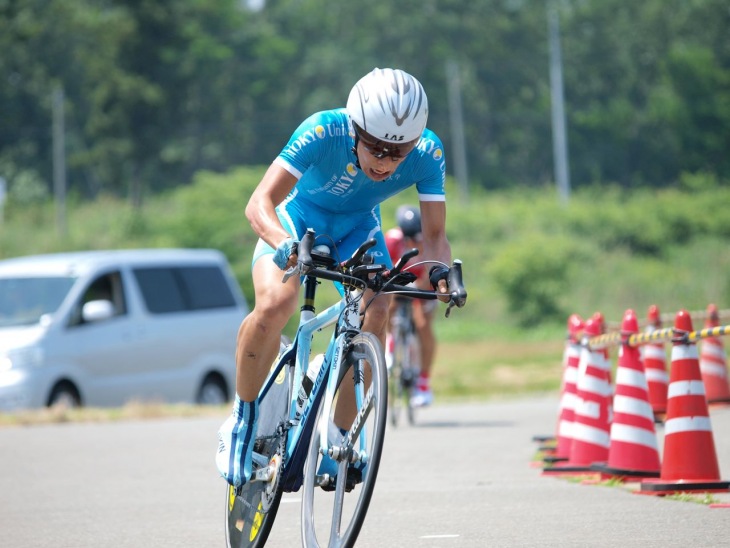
{"left": 254, "top": 272, "right": 366, "bottom": 490}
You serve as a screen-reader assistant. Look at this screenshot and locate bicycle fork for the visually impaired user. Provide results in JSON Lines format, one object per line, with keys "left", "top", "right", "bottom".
{"left": 317, "top": 340, "right": 372, "bottom": 448}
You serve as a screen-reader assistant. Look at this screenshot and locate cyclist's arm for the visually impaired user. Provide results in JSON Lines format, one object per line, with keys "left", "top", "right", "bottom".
{"left": 246, "top": 163, "right": 298, "bottom": 252}
{"left": 419, "top": 200, "right": 452, "bottom": 297}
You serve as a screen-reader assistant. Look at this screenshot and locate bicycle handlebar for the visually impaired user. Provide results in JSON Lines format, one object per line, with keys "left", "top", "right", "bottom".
{"left": 297, "top": 229, "right": 316, "bottom": 271}
{"left": 343, "top": 238, "right": 378, "bottom": 269}
{"left": 446, "top": 260, "right": 466, "bottom": 317}
{"left": 282, "top": 229, "right": 467, "bottom": 316}
{"left": 388, "top": 247, "right": 419, "bottom": 278}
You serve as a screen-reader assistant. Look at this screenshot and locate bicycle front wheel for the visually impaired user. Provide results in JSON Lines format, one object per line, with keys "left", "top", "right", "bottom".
{"left": 301, "top": 332, "right": 388, "bottom": 548}
{"left": 388, "top": 331, "right": 404, "bottom": 427}
{"left": 404, "top": 331, "right": 421, "bottom": 426}
{"left": 389, "top": 326, "right": 416, "bottom": 427}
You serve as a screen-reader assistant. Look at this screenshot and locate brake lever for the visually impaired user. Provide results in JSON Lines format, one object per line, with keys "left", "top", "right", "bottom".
{"left": 444, "top": 260, "right": 467, "bottom": 317}
{"left": 448, "top": 260, "right": 467, "bottom": 307}
{"left": 281, "top": 228, "right": 316, "bottom": 283}
{"left": 282, "top": 264, "right": 301, "bottom": 283}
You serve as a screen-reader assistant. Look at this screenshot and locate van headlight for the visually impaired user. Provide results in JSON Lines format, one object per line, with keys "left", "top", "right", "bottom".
{"left": 1, "top": 347, "right": 44, "bottom": 371}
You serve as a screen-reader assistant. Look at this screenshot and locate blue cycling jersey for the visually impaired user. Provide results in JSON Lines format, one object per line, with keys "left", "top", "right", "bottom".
{"left": 276, "top": 108, "right": 446, "bottom": 213}
{"left": 253, "top": 108, "right": 446, "bottom": 268}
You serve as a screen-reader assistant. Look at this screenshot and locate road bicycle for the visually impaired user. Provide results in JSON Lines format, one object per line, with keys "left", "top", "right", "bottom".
{"left": 225, "top": 229, "right": 467, "bottom": 548}
{"left": 387, "top": 295, "right": 421, "bottom": 427}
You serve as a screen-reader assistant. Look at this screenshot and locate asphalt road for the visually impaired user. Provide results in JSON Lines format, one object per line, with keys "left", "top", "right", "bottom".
{"left": 2, "top": 396, "right": 729, "bottom": 547}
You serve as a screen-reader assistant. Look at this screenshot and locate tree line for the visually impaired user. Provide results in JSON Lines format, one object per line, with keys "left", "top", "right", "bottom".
{"left": 1, "top": 0, "right": 728, "bottom": 205}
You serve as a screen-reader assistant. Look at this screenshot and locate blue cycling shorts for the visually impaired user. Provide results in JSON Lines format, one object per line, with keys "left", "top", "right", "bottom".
{"left": 251, "top": 197, "right": 394, "bottom": 271}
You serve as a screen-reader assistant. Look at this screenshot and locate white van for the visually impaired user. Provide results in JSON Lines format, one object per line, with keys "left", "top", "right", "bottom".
{"left": 0, "top": 249, "right": 248, "bottom": 411}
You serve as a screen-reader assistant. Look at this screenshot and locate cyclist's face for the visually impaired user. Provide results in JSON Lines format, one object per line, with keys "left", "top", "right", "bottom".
{"left": 357, "top": 141, "right": 408, "bottom": 181}
{"left": 354, "top": 125, "right": 418, "bottom": 182}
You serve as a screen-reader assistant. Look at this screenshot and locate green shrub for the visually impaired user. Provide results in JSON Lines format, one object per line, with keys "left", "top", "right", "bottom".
{"left": 8, "top": 171, "right": 49, "bottom": 206}
{"left": 148, "top": 166, "right": 266, "bottom": 303}
{"left": 490, "top": 233, "right": 580, "bottom": 327}
{"left": 1, "top": 172, "right": 728, "bottom": 337}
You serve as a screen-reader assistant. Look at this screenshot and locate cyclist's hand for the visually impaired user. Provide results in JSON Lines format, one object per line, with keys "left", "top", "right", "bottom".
{"left": 216, "top": 396, "right": 259, "bottom": 487}
{"left": 273, "top": 237, "right": 299, "bottom": 270}
{"left": 429, "top": 266, "right": 451, "bottom": 303}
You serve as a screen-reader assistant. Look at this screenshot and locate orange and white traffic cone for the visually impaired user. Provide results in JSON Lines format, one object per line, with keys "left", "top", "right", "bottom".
{"left": 642, "top": 305, "right": 668, "bottom": 422}
{"left": 592, "top": 309, "right": 660, "bottom": 480}
{"left": 543, "top": 316, "right": 612, "bottom": 475}
{"left": 639, "top": 310, "right": 730, "bottom": 495}
{"left": 543, "top": 314, "right": 584, "bottom": 464}
{"left": 533, "top": 314, "right": 584, "bottom": 455}
{"left": 699, "top": 303, "right": 730, "bottom": 406}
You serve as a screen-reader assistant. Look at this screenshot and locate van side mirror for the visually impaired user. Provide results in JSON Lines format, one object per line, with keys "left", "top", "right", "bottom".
{"left": 82, "top": 300, "right": 115, "bottom": 323}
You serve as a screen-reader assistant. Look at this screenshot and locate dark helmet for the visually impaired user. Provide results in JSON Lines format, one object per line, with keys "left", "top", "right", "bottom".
{"left": 395, "top": 205, "right": 421, "bottom": 238}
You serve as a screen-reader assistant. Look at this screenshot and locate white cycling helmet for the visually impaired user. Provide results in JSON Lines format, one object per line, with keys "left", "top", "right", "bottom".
{"left": 347, "top": 68, "right": 428, "bottom": 143}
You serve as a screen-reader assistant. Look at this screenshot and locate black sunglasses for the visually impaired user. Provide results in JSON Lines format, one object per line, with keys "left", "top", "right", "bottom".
{"left": 353, "top": 123, "right": 419, "bottom": 160}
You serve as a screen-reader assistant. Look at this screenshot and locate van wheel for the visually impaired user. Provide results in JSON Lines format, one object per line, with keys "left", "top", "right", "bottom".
{"left": 197, "top": 374, "right": 228, "bottom": 405}
{"left": 48, "top": 382, "right": 81, "bottom": 409}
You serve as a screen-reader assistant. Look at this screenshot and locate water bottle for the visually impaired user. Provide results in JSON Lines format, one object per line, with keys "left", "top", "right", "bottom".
{"left": 295, "top": 353, "right": 325, "bottom": 418}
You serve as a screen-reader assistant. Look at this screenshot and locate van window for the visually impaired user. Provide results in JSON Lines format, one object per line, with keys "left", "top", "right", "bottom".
{"left": 68, "top": 271, "right": 127, "bottom": 326}
{"left": 133, "top": 268, "right": 186, "bottom": 313}
{"left": 0, "top": 276, "right": 76, "bottom": 327}
{"left": 133, "top": 265, "right": 236, "bottom": 314}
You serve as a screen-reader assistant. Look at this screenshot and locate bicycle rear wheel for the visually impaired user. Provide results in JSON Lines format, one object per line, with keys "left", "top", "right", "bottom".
{"left": 301, "top": 332, "right": 388, "bottom": 548}
{"left": 225, "top": 336, "right": 291, "bottom": 548}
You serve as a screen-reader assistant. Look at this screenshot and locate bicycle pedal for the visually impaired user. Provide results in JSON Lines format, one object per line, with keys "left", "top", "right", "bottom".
{"left": 346, "top": 468, "right": 362, "bottom": 491}
{"left": 317, "top": 469, "right": 361, "bottom": 493}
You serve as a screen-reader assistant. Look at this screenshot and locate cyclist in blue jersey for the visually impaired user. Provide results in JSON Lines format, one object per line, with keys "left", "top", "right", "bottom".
{"left": 217, "top": 67, "right": 455, "bottom": 487}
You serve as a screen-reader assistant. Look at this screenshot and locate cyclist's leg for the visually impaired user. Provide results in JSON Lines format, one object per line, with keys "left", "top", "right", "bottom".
{"left": 333, "top": 287, "right": 389, "bottom": 427}
{"left": 387, "top": 297, "right": 407, "bottom": 426}
{"left": 313, "top": 287, "right": 388, "bottom": 481}
{"left": 225, "top": 333, "right": 293, "bottom": 548}
{"left": 218, "top": 256, "right": 299, "bottom": 488}
{"left": 385, "top": 295, "right": 398, "bottom": 370}
{"left": 236, "top": 252, "right": 300, "bottom": 400}
{"left": 411, "top": 296, "right": 437, "bottom": 407}
{"left": 237, "top": 200, "right": 307, "bottom": 401}
{"left": 412, "top": 297, "right": 436, "bottom": 379}
{"left": 323, "top": 291, "right": 387, "bottom": 482}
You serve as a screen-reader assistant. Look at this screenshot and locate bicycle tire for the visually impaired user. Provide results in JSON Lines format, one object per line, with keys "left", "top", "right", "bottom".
{"left": 301, "top": 332, "right": 388, "bottom": 548}
{"left": 225, "top": 335, "right": 291, "bottom": 548}
{"left": 388, "top": 332, "right": 404, "bottom": 427}
{"left": 404, "top": 331, "right": 420, "bottom": 426}
{"left": 388, "top": 327, "right": 412, "bottom": 426}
